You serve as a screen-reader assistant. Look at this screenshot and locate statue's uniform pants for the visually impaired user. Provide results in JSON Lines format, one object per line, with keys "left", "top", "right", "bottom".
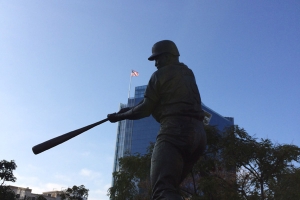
{"left": 151, "top": 116, "right": 207, "bottom": 200}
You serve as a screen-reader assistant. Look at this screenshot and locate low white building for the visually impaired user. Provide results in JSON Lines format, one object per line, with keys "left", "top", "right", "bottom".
{"left": 9, "top": 185, "right": 62, "bottom": 200}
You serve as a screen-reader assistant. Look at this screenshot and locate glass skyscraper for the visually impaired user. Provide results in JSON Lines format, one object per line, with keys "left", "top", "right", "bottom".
{"left": 112, "top": 85, "right": 234, "bottom": 173}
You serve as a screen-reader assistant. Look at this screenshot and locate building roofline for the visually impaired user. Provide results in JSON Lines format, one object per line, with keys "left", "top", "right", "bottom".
{"left": 202, "top": 102, "right": 233, "bottom": 123}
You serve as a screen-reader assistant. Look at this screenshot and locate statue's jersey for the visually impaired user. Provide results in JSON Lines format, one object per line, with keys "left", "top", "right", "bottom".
{"left": 144, "top": 63, "right": 204, "bottom": 123}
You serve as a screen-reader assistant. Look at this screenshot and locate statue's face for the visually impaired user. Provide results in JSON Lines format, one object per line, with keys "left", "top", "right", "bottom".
{"left": 154, "top": 53, "right": 169, "bottom": 69}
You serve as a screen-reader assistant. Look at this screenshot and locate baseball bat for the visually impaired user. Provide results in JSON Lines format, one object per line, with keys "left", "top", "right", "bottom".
{"left": 32, "top": 118, "right": 108, "bottom": 155}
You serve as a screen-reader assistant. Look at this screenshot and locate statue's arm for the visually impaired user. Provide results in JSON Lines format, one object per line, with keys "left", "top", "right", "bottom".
{"left": 118, "top": 98, "right": 155, "bottom": 120}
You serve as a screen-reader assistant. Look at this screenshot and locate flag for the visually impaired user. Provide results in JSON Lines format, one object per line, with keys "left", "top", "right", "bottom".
{"left": 131, "top": 70, "right": 139, "bottom": 77}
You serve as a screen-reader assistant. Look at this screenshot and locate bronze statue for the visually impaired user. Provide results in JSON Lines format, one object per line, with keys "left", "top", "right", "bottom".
{"left": 108, "top": 40, "right": 207, "bottom": 200}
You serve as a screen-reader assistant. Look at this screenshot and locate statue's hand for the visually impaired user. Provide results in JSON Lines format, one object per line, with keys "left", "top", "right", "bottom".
{"left": 107, "top": 113, "right": 122, "bottom": 123}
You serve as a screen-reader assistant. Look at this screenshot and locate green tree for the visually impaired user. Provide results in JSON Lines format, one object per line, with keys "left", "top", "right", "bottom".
{"left": 0, "top": 186, "right": 16, "bottom": 200}
{"left": 222, "top": 126, "right": 300, "bottom": 199}
{"left": 173, "top": 125, "right": 300, "bottom": 200}
{"left": 35, "top": 195, "right": 47, "bottom": 200}
{"left": 270, "top": 168, "right": 300, "bottom": 200}
{"left": 0, "top": 160, "right": 17, "bottom": 200}
{"left": 108, "top": 144, "right": 153, "bottom": 200}
{"left": 0, "top": 160, "right": 17, "bottom": 185}
{"left": 189, "top": 125, "right": 241, "bottom": 200}
{"left": 107, "top": 125, "right": 300, "bottom": 200}
{"left": 60, "top": 185, "right": 89, "bottom": 200}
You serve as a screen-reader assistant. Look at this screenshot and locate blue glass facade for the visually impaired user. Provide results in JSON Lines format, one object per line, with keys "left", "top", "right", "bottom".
{"left": 202, "top": 103, "right": 234, "bottom": 132}
{"left": 112, "top": 85, "right": 234, "bottom": 173}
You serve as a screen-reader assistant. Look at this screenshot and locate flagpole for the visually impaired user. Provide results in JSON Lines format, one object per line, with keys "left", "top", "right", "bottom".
{"left": 128, "top": 70, "right": 132, "bottom": 99}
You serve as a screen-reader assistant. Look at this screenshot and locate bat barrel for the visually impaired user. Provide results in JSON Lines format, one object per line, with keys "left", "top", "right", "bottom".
{"left": 32, "top": 118, "right": 108, "bottom": 155}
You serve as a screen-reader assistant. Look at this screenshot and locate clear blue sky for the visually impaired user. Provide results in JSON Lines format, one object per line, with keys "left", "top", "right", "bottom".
{"left": 1, "top": 1, "right": 299, "bottom": 199}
